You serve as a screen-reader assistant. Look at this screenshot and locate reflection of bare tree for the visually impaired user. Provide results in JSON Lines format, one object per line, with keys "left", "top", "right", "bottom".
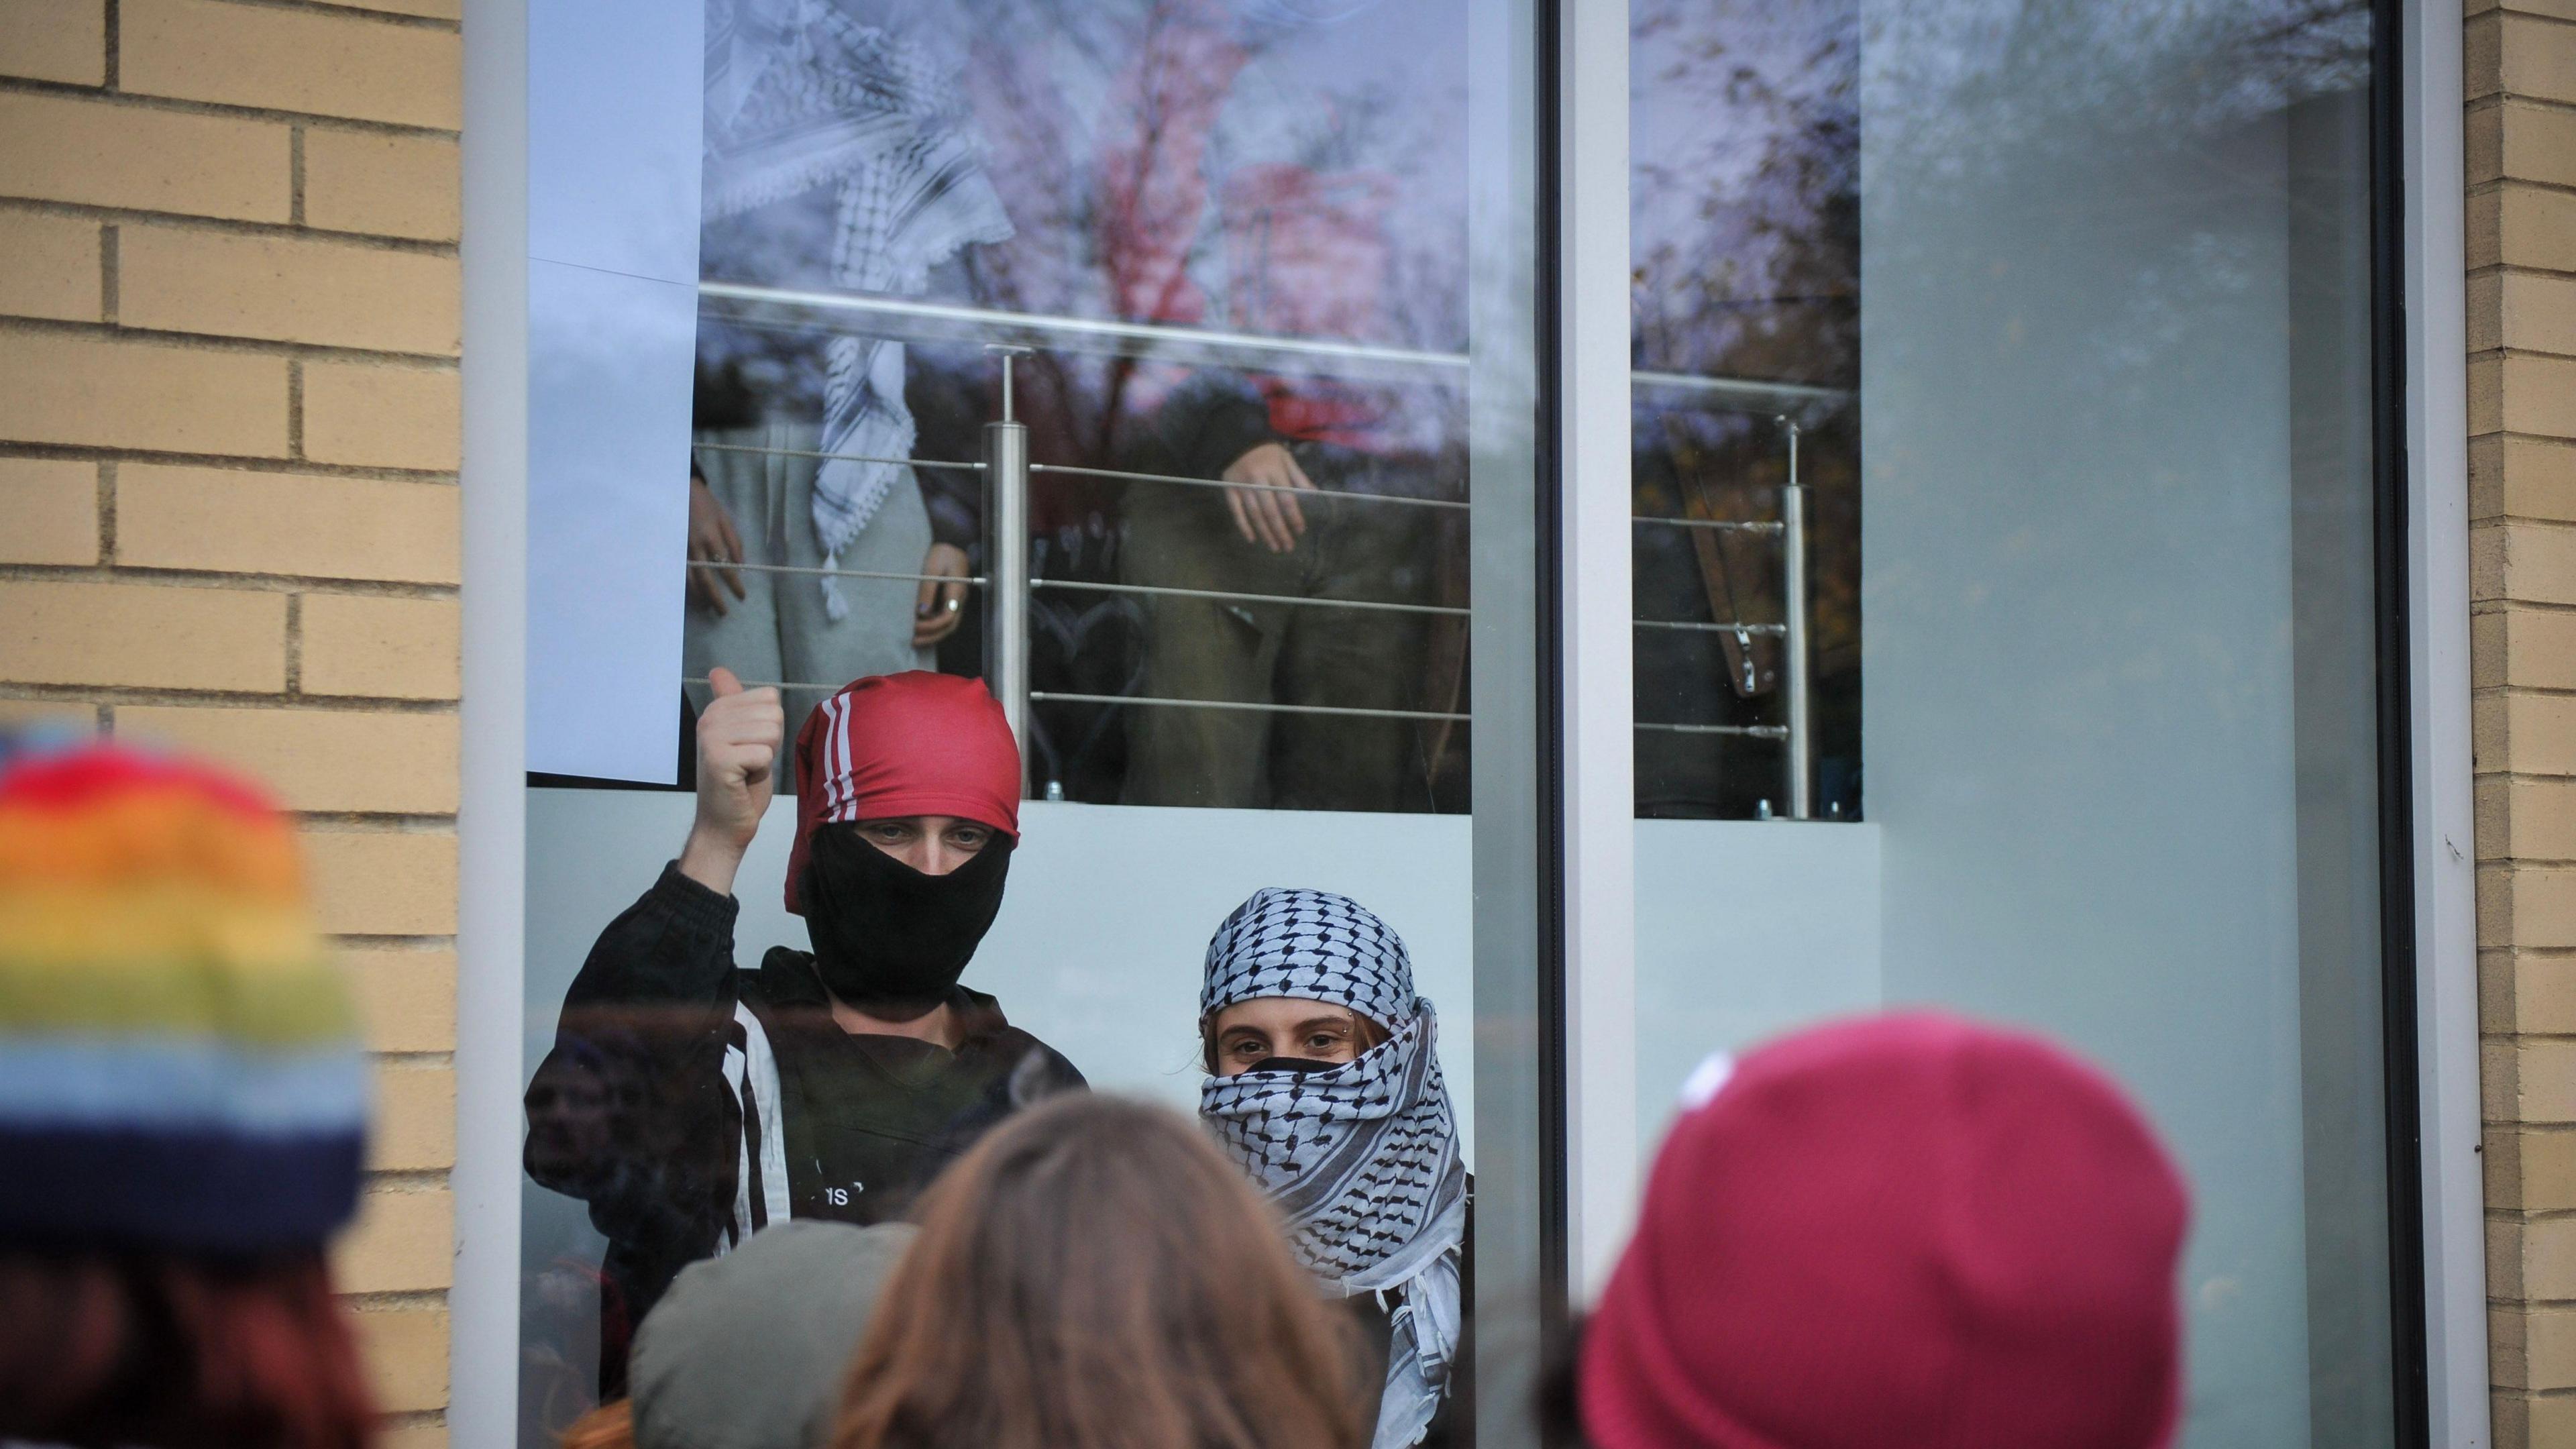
{"left": 1868, "top": 0, "right": 2369, "bottom": 170}
{"left": 1633, "top": 0, "right": 1858, "bottom": 388}
{"left": 1629, "top": 0, "right": 1864, "bottom": 817}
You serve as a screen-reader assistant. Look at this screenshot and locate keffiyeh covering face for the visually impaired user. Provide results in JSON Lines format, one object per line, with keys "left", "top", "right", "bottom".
{"left": 1199, "top": 888, "right": 1468, "bottom": 1449}
{"left": 703, "top": 0, "right": 1014, "bottom": 620}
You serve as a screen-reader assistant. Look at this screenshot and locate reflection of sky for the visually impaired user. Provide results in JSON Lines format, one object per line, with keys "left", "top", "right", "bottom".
{"left": 1629, "top": 0, "right": 1859, "bottom": 382}
{"left": 708, "top": 0, "right": 1469, "bottom": 350}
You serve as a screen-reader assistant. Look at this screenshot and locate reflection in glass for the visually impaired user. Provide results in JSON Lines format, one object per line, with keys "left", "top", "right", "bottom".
{"left": 1631, "top": 0, "right": 1860, "bottom": 821}
{"left": 522, "top": 3, "right": 1539, "bottom": 1445}
{"left": 1631, "top": 1, "right": 2396, "bottom": 1443}
{"left": 686, "top": 0, "right": 1477, "bottom": 814}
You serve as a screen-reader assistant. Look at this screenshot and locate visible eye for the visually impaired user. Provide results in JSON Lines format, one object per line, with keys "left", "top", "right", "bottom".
{"left": 862, "top": 821, "right": 914, "bottom": 843}
{"left": 946, "top": 824, "right": 991, "bottom": 851}
{"left": 1304, "top": 1032, "right": 1348, "bottom": 1054}
{"left": 1223, "top": 1034, "right": 1269, "bottom": 1061}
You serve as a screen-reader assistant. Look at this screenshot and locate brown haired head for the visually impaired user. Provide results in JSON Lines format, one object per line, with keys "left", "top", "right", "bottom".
{"left": 830, "top": 1093, "right": 1366, "bottom": 1449}
{"left": 0, "top": 1249, "right": 376, "bottom": 1449}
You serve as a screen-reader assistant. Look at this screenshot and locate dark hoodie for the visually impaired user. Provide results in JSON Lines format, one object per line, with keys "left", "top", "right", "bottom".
{"left": 523, "top": 863, "right": 1083, "bottom": 1397}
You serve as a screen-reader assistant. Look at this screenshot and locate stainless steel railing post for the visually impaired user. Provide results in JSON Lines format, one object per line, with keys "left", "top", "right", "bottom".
{"left": 984, "top": 345, "right": 1032, "bottom": 795}
{"left": 1780, "top": 417, "right": 1813, "bottom": 820}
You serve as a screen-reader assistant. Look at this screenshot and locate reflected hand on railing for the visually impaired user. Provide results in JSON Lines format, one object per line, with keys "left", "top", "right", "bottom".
{"left": 687, "top": 472, "right": 748, "bottom": 619}
{"left": 912, "top": 543, "right": 972, "bottom": 649}
{"left": 1222, "top": 442, "right": 1318, "bottom": 554}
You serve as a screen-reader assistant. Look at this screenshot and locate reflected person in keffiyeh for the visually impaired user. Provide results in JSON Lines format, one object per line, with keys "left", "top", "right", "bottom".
{"left": 1198, "top": 887, "right": 1474, "bottom": 1449}
{"left": 686, "top": 0, "right": 1015, "bottom": 773}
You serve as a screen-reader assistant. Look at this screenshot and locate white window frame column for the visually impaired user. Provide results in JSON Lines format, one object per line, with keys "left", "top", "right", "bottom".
{"left": 2403, "top": 0, "right": 2491, "bottom": 1441}
{"left": 1558, "top": 0, "right": 1642, "bottom": 1301}
{"left": 454, "top": 0, "right": 529, "bottom": 1441}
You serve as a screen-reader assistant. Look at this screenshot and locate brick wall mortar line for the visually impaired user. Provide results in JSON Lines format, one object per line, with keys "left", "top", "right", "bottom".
{"left": 339, "top": 1290, "right": 447, "bottom": 1313}
{"left": 373, "top": 1051, "right": 455, "bottom": 1068}
{"left": 2472, "top": 517, "right": 2576, "bottom": 534}
{"left": 294, "top": 814, "right": 465, "bottom": 831}
{"left": 97, "top": 225, "right": 118, "bottom": 325}
{"left": 0, "top": 199, "right": 460, "bottom": 255}
{"left": 328, "top": 934, "right": 456, "bottom": 949}
{"left": 189, "top": 0, "right": 461, "bottom": 34}
{"left": 288, "top": 125, "right": 304, "bottom": 227}
{"left": 2468, "top": 599, "right": 2576, "bottom": 616}
{"left": 2468, "top": 262, "right": 2576, "bottom": 282}
{"left": 2469, "top": 175, "right": 2576, "bottom": 203}
{"left": 102, "top": 0, "right": 119, "bottom": 89}
{"left": 0, "top": 317, "right": 463, "bottom": 367}
{"left": 286, "top": 358, "right": 303, "bottom": 460}
{"left": 2471, "top": 339, "right": 2576, "bottom": 364}
{"left": 361, "top": 1169, "right": 450, "bottom": 1191}
{"left": 2467, "top": 93, "right": 2576, "bottom": 121}
{"left": 282, "top": 591, "right": 301, "bottom": 692}
{"left": 95, "top": 462, "right": 118, "bottom": 565}
{"left": 2481, "top": 7, "right": 2576, "bottom": 32}
{"left": 0, "top": 441, "right": 458, "bottom": 484}
{"left": 2467, "top": 345, "right": 2576, "bottom": 368}
{"left": 0, "top": 564, "right": 462, "bottom": 599}
{"left": 7, "top": 203, "right": 458, "bottom": 254}
{"left": 0, "top": 76, "right": 459, "bottom": 140}
{"left": 0, "top": 683, "right": 458, "bottom": 712}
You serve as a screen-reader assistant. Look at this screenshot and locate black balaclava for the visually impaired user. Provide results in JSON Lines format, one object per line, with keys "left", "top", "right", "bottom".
{"left": 799, "top": 824, "right": 1013, "bottom": 1022}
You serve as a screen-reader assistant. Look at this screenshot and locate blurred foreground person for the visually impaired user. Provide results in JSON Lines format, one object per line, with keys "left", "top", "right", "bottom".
{"left": 0, "top": 739, "right": 375, "bottom": 1449}
{"left": 527, "top": 669, "right": 1081, "bottom": 1393}
{"left": 1197, "top": 888, "right": 1470, "bottom": 1448}
{"left": 559, "top": 1220, "right": 916, "bottom": 1449}
{"left": 830, "top": 1093, "right": 1364, "bottom": 1449}
{"left": 1557, "top": 1013, "right": 2190, "bottom": 1449}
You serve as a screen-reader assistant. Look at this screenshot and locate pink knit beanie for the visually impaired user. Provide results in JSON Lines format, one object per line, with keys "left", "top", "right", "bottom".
{"left": 1580, "top": 1012, "right": 2191, "bottom": 1449}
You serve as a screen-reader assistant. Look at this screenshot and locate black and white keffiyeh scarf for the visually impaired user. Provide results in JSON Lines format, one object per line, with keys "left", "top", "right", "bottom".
{"left": 1199, "top": 888, "right": 1468, "bottom": 1449}
{"left": 703, "top": 0, "right": 1014, "bottom": 620}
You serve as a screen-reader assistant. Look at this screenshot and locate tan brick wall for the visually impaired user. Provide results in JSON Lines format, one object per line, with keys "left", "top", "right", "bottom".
{"left": 0, "top": 2, "right": 458, "bottom": 1442}
{"left": 2476, "top": 2, "right": 2576, "bottom": 1443}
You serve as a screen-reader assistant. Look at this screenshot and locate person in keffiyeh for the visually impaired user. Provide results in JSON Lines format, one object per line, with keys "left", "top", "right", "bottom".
{"left": 1197, "top": 888, "right": 1473, "bottom": 1449}
{"left": 685, "top": 0, "right": 1016, "bottom": 775}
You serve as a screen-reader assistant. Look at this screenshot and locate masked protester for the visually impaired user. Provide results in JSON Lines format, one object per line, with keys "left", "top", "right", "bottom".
{"left": 526, "top": 668, "right": 1083, "bottom": 1398}
{"left": 1197, "top": 888, "right": 1472, "bottom": 1449}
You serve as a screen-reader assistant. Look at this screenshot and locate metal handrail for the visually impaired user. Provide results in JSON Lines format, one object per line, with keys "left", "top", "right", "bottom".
{"left": 698, "top": 280, "right": 1850, "bottom": 412}
{"left": 1032, "top": 576, "right": 1468, "bottom": 620}
{"left": 695, "top": 561, "right": 987, "bottom": 586}
{"left": 1633, "top": 516, "right": 1783, "bottom": 533}
{"left": 694, "top": 442, "right": 987, "bottom": 472}
{"left": 1633, "top": 619, "right": 1786, "bottom": 636}
{"left": 1032, "top": 461, "right": 1468, "bottom": 512}
{"left": 1635, "top": 720, "right": 1791, "bottom": 739}
{"left": 1031, "top": 690, "right": 1468, "bottom": 724}
{"left": 684, "top": 345, "right": 1819, "bottom": 819}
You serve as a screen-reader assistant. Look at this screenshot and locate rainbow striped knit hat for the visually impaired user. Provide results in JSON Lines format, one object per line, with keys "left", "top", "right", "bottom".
{"left": 0, "top": 736, "right": 366, "bottom": 1253}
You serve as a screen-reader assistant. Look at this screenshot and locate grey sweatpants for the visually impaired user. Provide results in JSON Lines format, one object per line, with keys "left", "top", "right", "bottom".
{"left": 684, "top": 418, "right": 934, "bottom": 792}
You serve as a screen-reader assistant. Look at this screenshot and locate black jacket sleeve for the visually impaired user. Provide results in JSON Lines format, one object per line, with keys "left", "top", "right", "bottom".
{"left": 523, "top": 864, "right": 745, "bottom": 1269}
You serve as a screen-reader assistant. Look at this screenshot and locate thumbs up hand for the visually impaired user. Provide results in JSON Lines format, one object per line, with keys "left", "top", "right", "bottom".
{"left": 678, "top": 665, "right": 783, "bottom": 896}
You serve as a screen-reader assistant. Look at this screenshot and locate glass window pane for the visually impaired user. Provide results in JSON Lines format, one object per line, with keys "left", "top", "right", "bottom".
{"left": 1629, "top": 1, "right": 2396, "bottom": 1442}
{"left": 519, "top": 3, "right": 1544, "bottom": 1445}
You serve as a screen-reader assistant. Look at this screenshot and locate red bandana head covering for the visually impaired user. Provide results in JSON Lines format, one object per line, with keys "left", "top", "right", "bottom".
{"left": 785, "top": 672, "right": 1020, "bottom": 916}
{"left": 1579, "top": 1012, "right": 2190, "bottom": 1449}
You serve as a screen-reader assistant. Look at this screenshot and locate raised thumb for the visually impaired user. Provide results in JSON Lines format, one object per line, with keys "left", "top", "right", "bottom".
{"left": 708, "top": 666, "right": 743, "bottom": 698}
